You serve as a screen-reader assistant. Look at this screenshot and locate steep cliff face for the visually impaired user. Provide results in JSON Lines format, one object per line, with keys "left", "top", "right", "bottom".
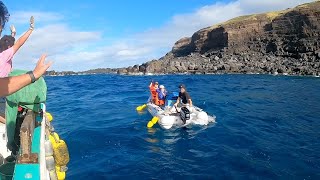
{"left": 121, "top": 1, "right": 320, "bottom": 76}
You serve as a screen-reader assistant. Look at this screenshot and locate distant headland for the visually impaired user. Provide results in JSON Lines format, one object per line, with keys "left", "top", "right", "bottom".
{"left": 48, "top": 1, "right": 320, "bottom": 77}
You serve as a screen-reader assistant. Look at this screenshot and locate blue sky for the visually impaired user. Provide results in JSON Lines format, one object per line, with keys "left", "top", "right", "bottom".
{"left": 2, "top": 0, "right": 313, "bottom": 71}
{"left": 6, "top": 0, "right": 221, "bottom": 33}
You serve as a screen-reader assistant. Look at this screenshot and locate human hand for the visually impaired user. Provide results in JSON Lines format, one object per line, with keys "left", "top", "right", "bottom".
{"left": 10, "top": 25, "right": 16, "bottom": 37}
{"left": 30, "top": 16, "right": 34, "bottom": 30}
{"left": 33, "top": 54, "right": 52, "bottom": 79}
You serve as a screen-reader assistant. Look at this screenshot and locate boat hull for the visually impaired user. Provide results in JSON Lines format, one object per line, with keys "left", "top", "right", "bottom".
{"left": 146, "top": 103, "right": 213, "bottom": 129}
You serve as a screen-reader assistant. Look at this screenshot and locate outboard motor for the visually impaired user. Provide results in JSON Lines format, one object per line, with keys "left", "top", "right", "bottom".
{"left": 180, "top": 107, "right": 190, "bottom": 124}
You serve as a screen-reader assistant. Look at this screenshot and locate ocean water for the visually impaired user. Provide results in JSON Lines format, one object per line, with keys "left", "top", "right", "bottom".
{"left": 45, "top": 74, "right": 320, "bottom": 179}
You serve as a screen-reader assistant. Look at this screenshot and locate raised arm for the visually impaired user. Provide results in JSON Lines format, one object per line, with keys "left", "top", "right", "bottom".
{"left": 12, "top": 16, "right": 34, "bottom": 54}
{"left": 10, "top": 25, "right": 16, "bottom": 37}
{"left": 0, "top": 54, "right": 52, "bottom": 96}
{"left": 149, "top": 81, "right": 154, "bottom": 88}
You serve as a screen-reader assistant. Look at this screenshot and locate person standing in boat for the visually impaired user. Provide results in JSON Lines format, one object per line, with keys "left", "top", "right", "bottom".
{"left": 0, "top": 15, "right": 35, "bottom": 124}
{"left": 174, "top": 84, "right": 193, "bottom": 107}
{"left": 0, "top": 1, "right": 10, "bottom": 124}
{"left": 149, "top": 81, "right": 159, "bottom": 104}
{"left": 157, "top": 85, "right": 167, "bottom": 106}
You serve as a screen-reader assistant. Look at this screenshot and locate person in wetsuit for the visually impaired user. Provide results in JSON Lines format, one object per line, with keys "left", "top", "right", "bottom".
{"left": 174, "top": 84, "right": 193, "bottom": 107}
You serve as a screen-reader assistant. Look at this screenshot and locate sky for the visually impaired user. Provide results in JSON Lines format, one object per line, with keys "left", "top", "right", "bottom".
{"left": 2, "top": 0, "right": 314, "bottom": 71}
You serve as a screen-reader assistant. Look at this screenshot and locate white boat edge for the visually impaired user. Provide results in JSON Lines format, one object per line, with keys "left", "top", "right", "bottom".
{"left": 146, "top": 102, "right": 215, "bottom": 130}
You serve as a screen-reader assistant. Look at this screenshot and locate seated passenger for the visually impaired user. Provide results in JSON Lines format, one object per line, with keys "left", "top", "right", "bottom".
{"left": 156, "top": 85, "right": 167, "bottom": 106}
{"left": 174, "top": 84, "right": 193, "bottom": 107}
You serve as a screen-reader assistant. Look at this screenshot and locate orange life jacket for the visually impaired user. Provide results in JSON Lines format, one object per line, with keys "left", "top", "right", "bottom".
{"left": 158, "top": 99, "right": 165, "bottom": 106}
{"left": 154, "top": 95, "right": 160, "bottom": 105}
{"left": 149, "top": 86, "right": 159, "bottom": 105}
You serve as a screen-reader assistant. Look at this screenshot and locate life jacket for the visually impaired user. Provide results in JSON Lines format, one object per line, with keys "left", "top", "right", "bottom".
{"left": 149, "top": 86, "right": 159, "bottom": 105}
{"left": 154, "top": 95, "right": 160, "bottom": 105}
{"left": 157, "top": 91, "right": 166, "bottom": 106}
{"left": 158, "top": 99, "right": 165, "bottom": 106}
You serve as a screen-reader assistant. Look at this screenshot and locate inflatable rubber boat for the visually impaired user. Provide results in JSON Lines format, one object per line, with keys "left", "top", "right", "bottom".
{"left": 144, "top": 92, "right": 215, "bottom": 129}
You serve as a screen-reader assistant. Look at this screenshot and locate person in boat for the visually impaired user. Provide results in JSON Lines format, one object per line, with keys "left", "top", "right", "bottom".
{"left": 0, "top": 16, "right": 35, "bottom": 124}
{"left": 0, "top": 25, "right": 16, "bottom": 52}
{"left": 0, "top": 24, "right": 16, "bottom": 44}
{"left": 149, "top": 81, "right": 159, "bottom": 104}
{"left": 0, "top": 1, "right": 11, "bottom": 124}
{"left": 0, "top": 16, "right": 34, "bottom": 77}
{"left": 174, "top": 84, "right": 193, "bottom": 107}
{"left": 0, "top": 55, "right": 52, "bottom": 124}
{"left": 156, "top": 85, "right": 167, "bottom": 106}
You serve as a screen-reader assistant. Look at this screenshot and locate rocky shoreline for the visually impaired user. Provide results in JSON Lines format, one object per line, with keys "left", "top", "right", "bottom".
{"left": 47, "top": 1, "right": 320, "bottom": 77}
{"left": 116, "top": 1, "right": 320, "bottom": 77}
{"left": 117, "top": 51, "right": 320, "bottom": 76}
{"left": 45, "top": 68, "right": 118, "bottom": 76}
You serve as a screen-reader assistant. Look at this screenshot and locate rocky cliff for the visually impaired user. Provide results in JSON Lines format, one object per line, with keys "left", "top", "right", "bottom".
{"left": 119, "top": 1, "right": 320, "bottom": 76}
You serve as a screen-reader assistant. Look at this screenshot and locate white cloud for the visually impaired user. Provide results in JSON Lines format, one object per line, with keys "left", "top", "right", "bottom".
{"left": 10, "top": 0, "right": 314, "bottom": 71}
{"left": 238, "top": 0, "right": 313, "bottom": 13}
{"left": 10, "top": 11, "right": 63, "bottom": 25}
{"left": 13, "top": 24, "right": 101, "bottom": 71}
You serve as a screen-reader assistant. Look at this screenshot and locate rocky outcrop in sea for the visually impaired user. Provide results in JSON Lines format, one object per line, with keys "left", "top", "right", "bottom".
{"left": 119, "top": 1, "right": 320, "bottom": 76}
